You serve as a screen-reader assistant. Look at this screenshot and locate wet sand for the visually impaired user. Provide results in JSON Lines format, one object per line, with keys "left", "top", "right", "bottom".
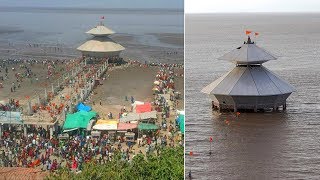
{"left": 148, "top": 33, "right": 184, "bottom": 46}
{"left": 0, "top": 33, "right": 183, "bottom": 64}
{"left": 87, "top": 65, "right": 184, "bottom": 119}
{"left": 0, "top": 62, "right": 66, "bottom": 106}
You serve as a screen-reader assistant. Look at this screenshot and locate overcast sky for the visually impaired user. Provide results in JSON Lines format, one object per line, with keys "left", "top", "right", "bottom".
{"left": 186, "top": 0, "right": 320, "bottom": 13}
{"left": 0, "top": 0, "right": 183, "bottom": 9}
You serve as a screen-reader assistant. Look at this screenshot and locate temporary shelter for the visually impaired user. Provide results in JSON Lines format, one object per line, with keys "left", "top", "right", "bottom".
{"left": 176, "top": 110, "right": 185, "bottom": 134}
{"left": 135, "top": 103, "right": 152, "bottom": 113}
{"left": 92, "top": 120, "right": 118, "bottom": 130}
{"left": 63, "top": 111, "right": 97, "bottom": 130}
{"left": 92, "top": 120, "right": 138, "bottom": 131}
{"left": 117, "top": 123, "right": 138, "bottom": 131}
{"left": 119, "top": 111, "right": 157, "bottom": 123}
{"left": 76, "top": 103, "right": 92, "bottom": 112}
{"left": 138, "top": 123, "right": 159, "bottom": 131}
{"left": 0, "top": 111, "right": 22, "bottom": 124}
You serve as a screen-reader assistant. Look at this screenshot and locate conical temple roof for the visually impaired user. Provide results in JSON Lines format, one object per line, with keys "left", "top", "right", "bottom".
{"left": 218, "top": 41, "right": 277, "bottom": 64}
{"left": 77, "top": 36, "right": 125, "bottom": 53}
{"left": 201, "top": 66, "right": 294, "bottom": 96}
{"left": 86, "top": 25, "right": 115, "bottom": 36}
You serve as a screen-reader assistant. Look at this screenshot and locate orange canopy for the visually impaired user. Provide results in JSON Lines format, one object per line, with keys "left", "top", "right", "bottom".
{"left": 136, "top": 103, "right": 152, "bottom": 113}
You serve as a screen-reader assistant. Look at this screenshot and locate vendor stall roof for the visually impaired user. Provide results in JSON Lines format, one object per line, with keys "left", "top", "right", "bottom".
{"left": 136, "top": 103, "right": 152, "bottom": 113}
{"left": 0, "top": 111, "right": 22, "bottom": 124}
{"left": 92, "top": 120, "right": 118, "bottom": 130}
{"left": 76, "top": 103, "right": 92, "bottom": 112}
{"left": 138, "top": 123, "right": 159, "bottom": 130}
{"left": 63, "top": 111, "right": 97, "bottom": 130}
{"left": 119, "top": 111, "right": 157, "bottom": 122}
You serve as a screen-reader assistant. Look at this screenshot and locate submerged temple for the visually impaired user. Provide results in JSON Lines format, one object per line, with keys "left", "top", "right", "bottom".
{"left": 201, "top": 36, "right": 294, "bottom": 112}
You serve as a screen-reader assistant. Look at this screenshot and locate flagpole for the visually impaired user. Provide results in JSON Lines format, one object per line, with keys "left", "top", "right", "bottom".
{"left": 209, "top": 137, "right": 212, "bottom": 155}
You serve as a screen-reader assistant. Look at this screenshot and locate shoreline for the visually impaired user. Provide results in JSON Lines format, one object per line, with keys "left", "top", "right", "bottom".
{"left": 0, "top": 32, "right": 183, "bottom": 64}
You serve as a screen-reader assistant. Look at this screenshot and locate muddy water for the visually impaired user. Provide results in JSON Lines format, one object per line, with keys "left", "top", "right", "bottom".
{"left": 185, "top": 13, "right": 320, "bottom": 179}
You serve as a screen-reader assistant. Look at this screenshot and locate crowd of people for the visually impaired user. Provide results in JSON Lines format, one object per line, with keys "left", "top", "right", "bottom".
{"left": 0, "top": 58, "right": 184, "bottom": 174}
{"left": 0, "top": 125, "right": 132, "bottom": 171}
{"left": 0, "top": 58, "right": 70, "bottom": 91}
{"left": 152, "top": 66, "right": 183, "bottom": 145}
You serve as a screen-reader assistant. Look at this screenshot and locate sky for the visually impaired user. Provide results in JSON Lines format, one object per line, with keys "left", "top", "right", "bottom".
{"left": 186, "top": 0, "right": 320, "bottom": 13}
{"left": 0, "top": 0, "right": 184, "bottom": 9}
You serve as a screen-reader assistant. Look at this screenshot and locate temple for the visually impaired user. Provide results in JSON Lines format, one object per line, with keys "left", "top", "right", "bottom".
{"left": 202, "top": 36, "right": 295, "bottom": 112}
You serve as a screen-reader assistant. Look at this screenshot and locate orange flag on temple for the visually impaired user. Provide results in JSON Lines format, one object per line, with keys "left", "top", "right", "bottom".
{"left": 236, "top": 112, "right": 241, "bottom": 116}
{"left": 25, "top": 96, "right": 30, "bottom": 99}
{"left": 245, "top": 30, "right": 252, "bottom": 35}
{"left": 255, "top": 32, "right": 259, "bottom": 36}
{"left": 189, "top": 151, "right": 193, "bottom": 156}
{"left": 210, "top": 137, "right": 213, "bottom": 142}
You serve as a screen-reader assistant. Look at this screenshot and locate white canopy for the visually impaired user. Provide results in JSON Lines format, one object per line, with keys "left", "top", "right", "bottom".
{"left": 120, "top": 111, "right": 157, "bottom": 123}
{"left": 86, "top": 25, "right": 115, "bottom": 36}
{"left": 92, "top": 123, "right": 118, "bottom": 130}
{"left": 77, "top": 36, "right": 125, "bottom": 53}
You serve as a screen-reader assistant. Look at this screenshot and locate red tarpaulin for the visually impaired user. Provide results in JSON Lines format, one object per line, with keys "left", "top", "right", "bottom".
{"left": 136, "top": 103, "right": 151, "bottom": 113}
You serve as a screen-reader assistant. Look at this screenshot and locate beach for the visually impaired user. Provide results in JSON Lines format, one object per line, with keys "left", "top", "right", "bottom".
{"left": 0, "top": 32, "right": 183, "bottom": 64}
{"left": 89, "top": 64, "right": 184, "bottom": 118}
{"left": 0, "top": 6, "right": 184, "bottom": 178}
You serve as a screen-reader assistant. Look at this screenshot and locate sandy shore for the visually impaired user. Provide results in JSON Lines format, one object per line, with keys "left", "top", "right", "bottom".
{"left": 0, "top": 32, "right": 183, "bottom": 64}
{"left": 0, "top": 62, "right": 66, "bottom": 106}
{"left": 86, "top": 65, "right": 184, "bottom": 119}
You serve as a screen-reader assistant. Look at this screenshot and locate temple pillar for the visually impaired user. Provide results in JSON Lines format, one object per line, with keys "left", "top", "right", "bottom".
{"left": 283, "top": 103, "right": 287, "bottom": 110}
{"left": 0, "top": 124, "right": 2, "bottom": 137}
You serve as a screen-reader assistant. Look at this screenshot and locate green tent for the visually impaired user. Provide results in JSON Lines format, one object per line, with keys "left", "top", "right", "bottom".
{"left": 63, "top": 111, "right": 97, "bottom": 130}
{"left": 138, "top": 123, "right": 159, "bottom": 130}
{"left": 178, "top": 114, "right": 185, "bottom": 134}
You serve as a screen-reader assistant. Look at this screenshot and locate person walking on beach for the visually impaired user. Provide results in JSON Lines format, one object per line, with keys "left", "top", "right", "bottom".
{"left": 131, "top": 96, "right": 134, "bottom": 103}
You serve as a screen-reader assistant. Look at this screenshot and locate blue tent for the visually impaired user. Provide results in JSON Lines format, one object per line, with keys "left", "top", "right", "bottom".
{"left": 76, "top": 103, "right": 92, "bottom": 112}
